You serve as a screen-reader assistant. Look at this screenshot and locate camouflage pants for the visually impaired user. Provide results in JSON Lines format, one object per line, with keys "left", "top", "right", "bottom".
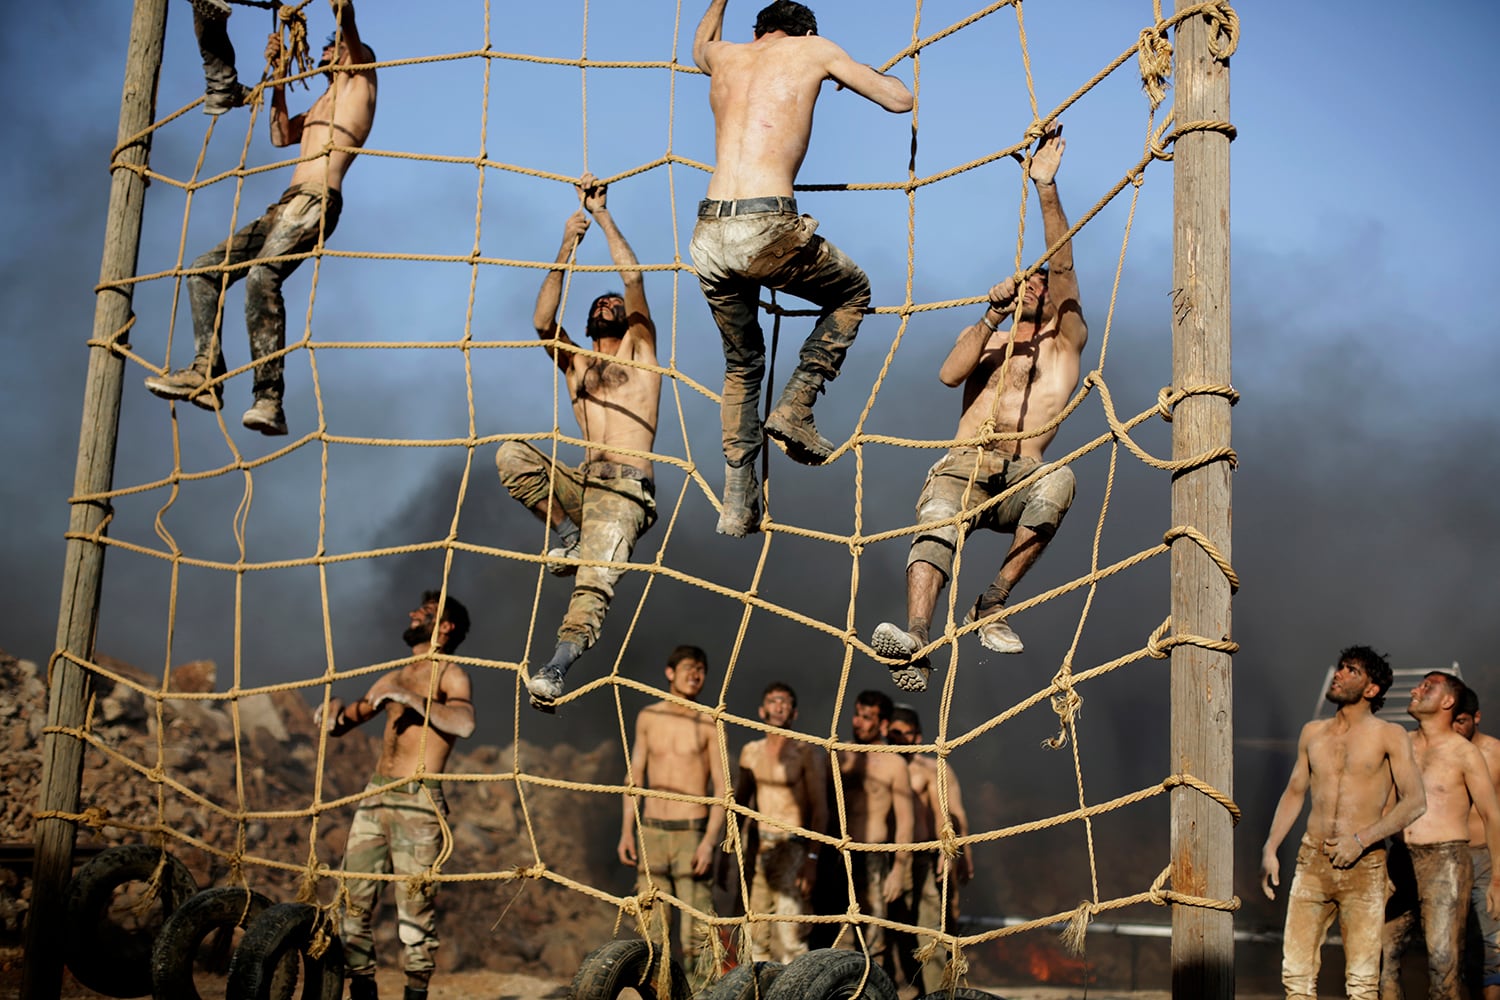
{"left": 341, "top": 777, "right": 447, "bottom": 978}
{"left": 494, "top": 441, "right": 657, "bottom": 650}
{"left": 186, "top": 184, "right": 342, "bottom": 402}
{"left": 688, "top": 200, "right": 871, "bottom": 469}
{"left": 748, "top": 834, "right": 810, "bottom": 964}
{"left": 191, "top": 7, "right": 238, "bottom": 95}
{"left": 636, "top": 819, "right": 715, "bottom": 993}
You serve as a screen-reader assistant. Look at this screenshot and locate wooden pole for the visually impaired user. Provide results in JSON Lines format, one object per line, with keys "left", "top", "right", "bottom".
{"left": 23, "top": 0, "right": 167, "bottom": 997}
{"left": 1169, "top": 2, "right": 1234, "bottom": 998}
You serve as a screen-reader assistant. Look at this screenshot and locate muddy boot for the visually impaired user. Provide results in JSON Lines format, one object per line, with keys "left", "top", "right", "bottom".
{"left": 348, "top": 976, "right": 377, "bottom": 1000}
{"left": 871, "top": 622, "right": 932, "bottom": 693}
{"left": 764, "top": 372, "right": 834, "bottom": 465}
{"left": 716, "top": 462, "right": 761, "bottom": 537}
{"left": 527, "top": 641, "right": 581, "bottom": 712}
{"left": 963, "top": 602, "right": 1024, "bottom": 654}
{"left": 144, "top": 358, "right": 222, "bottom": 411}
{"left": 242, "top": 397, "right": 288, "bottom": 436}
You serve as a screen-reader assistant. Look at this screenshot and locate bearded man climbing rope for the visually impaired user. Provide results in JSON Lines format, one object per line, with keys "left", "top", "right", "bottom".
{"left": 147, "top": 0, "right": 376, "bottom": 436}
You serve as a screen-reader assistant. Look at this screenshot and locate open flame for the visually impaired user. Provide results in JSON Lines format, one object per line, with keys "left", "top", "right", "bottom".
{"left": 1020, "top": 939, "right": 1090, "bottom": 984}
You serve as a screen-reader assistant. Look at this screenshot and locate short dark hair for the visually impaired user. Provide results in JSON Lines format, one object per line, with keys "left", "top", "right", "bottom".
{"left": 754, "top": 1, "right": 817, "bottom": 38}
{"left": 1456, "top": 685, "right": 1481, "bottom": 719}
{"left": 668, "top": 645, "right": 708, "bottom": 670}
{"left": 762, "top": 681, "right": 797, "bottom": 709}
{"left": 855, "top": 689, "right": 893, "bottom": 721}
{"left": 889, "top": 705, "right": 921, "bottom": 733}
{"left": 1426, "top": 671, "right": 1468, "bottom": 717}
{"left": 422, "top": 589, "right": 470, "bottom": 652}
{"left": 1339, "top": 645, "right": 1392, "bottom": 713}
{"left": 585, "top": 291, "right": 626, "bottom": 339}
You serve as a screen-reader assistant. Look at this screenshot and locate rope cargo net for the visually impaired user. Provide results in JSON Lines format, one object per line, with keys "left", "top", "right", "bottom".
{"left": 51, "top": 0, "right": 1241, "bottom": 988}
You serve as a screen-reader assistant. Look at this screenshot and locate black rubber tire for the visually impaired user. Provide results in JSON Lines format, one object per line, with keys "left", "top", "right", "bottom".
{"left": 152, "top": 886, "right": 274, "bottom": 1000}
{"left": 915, "top": 990, "right": 1005, "bottom": 1000}
{"left": 62, "top": 844, "right": 200, "bottom": 998}
{"left": 568, "top": 939, "right": 691, "bottom": 999}
{"left": 225, "top": 902, "right": 344, "bottom": 1000}
{"left": 762, "top": 949, "right": 898, "bottom": 1000}
{"left": 697, "top": 961, "right": 784, "bottom": 999}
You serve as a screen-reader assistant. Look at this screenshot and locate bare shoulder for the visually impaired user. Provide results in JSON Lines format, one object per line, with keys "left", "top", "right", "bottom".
{"left": 1476, "top": 733, "right": 1500, "bottom": 769}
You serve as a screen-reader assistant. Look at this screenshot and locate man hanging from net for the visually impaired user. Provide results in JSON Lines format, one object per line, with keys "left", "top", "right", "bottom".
{"left": 689, "top": 0, "right": 913, "bottom": 536}
{"left": 500, "top": 174, "right": 661, "bottom": 710}
{"left": 870, "top": 126, "right": 1084, "bottom": 692}
{"left": 146, "top": 0, "right": 376, "bottom": 436}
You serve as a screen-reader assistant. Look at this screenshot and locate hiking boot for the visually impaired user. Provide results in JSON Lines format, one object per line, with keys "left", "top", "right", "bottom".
{"left": 204, "top": 82, "right": 251, "bottom": 116}
{"left": 242, "top": 398, "right": 288, "bottom": 436}
{"left": 764, "top": 373, "right": 833, "bottom": 465}
{"left": 963, "top": 604, "right": 1024, "bottom": 654}
{"left": 526, "top": 666, "right": 566, "bottom": 711}
{"left": 871, "top": 622, "right": 932, "bottom": 692}
{"left": 716, "top": 462, "right": 761, "bottom": 537}
{"left": 144, "top": 363, "right": 222, "bottom": 411}
{"left": 190, "top": 0, "right": 234, "bottom": 18}
{"left": 545, "top": 540, "right": 580, "bottom": 577}
{"left": 348, "top": 977, "right": 378, "bottom": 1000}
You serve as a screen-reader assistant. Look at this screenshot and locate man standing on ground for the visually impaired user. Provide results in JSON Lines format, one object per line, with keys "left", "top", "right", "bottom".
{"left": 735, "top": 682, "right": 828, "bottom": 963}
{"left": 689, "top": 0, "right": 913, "bottom": 536}
{"left": 887, "top": 705, "right": 973, "bottom": 995}
{"left": 314, "top": 591, "right": 474, "bottom": 1000}
{"left": 837, "top": 689, "right": 914, "bottom": 976}
{"left": 147, "top": 0, "right": 377, "bottom": 436}
{"left": 1260, "top": 646, "right": 1426, "bottom": 1000}
{"left": 1453, "top": 688, "right": 1500, "bottom": 1000}
{"left": 503, "top": 175, "right": 661, "bottom": 709}
{"left": 869, "top": 127, "right": 1081, "bottom": 692}
{"left": 1382, "top": 672, "right": 1500, "bottom": 1000}
{"left": 618, "top": 646, "right": 727, "bottom": 993}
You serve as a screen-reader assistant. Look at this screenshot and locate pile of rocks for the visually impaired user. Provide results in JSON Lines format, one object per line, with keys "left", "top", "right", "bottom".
{"left": 0, "top": 649, "right": 632, "bottom": 979}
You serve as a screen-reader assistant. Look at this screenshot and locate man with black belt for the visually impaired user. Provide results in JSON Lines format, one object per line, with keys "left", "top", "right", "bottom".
{"left": 689, "top": 0, "right": 913, "bottom": 536}
{"left": 499, "top": 173, "right": 661, "bottom": 708}
{"left": 618, "top": 646, "right": 727, "bottom": 993}
{"left": 314, "top": 591, "right": 474, "bottom": 1000}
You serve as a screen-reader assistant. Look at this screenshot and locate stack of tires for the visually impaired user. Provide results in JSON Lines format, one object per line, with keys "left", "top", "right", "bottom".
{"left": 60, "top": 845, "right": 343, "bottom": 1000}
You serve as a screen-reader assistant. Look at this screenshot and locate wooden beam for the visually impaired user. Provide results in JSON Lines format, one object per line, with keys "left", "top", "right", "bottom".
{"left": 1169, "top": 1, "right": 1235, "bottom": 998}
{"left": 23, "top": 0, "right": 168, "bottom": 997}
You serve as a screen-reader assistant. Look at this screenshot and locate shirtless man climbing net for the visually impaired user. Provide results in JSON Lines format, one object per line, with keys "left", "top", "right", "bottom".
{"left": 1260, "top": 646, "right": 1425, "bottom": 1000}
{"left": 870, "top": 126, "right": 1083, "bottom": 692}
{"left": 689, "top": 0, "right": 912, "bottom": 536}
{"left": 147, "top": 0, "right": 377, "bottom": 436}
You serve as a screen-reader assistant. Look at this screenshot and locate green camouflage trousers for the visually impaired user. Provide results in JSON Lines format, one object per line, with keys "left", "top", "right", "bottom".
{"left": 341, "top": 776, "right": 447, "bottom": 977}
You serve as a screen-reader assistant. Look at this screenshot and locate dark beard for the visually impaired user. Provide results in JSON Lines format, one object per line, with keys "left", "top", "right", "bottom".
{"left": 1324, "top": 686, "right": 1361, "bottom": 707}
{"left": 403, "top": 624, "right": 436, "bottom": 649}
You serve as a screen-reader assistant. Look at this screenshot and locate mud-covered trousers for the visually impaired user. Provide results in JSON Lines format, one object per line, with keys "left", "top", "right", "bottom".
{"left": 191, "top": 5, "right": 238, "bottom": 98}
{"left": 636, "top": 818, "right": 716, "bottom": 994}
{"left": 494, "top": 442, "right": 658, "bottom": 650}
{"left": 341, "top": 776, "right": 447, "bottom": 979}
{"left": 748, "top": 833, "right": 811, "bottom": 964}
{"left": 1382, "top": 839, "right": 1473, "bottom": 1000}
{"left": 688, "top": 198, "right": 871, "bottom": 469}
{"left": 1281, "top": 835, "right": 1387, "bottom": 999}
{"left": 186, "top": 184, "right": 342, "bottom": 403}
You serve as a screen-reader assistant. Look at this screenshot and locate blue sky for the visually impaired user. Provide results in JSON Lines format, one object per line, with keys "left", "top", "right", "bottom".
{"left": 4, "top": 0, "right": 1500, "bottom": 934}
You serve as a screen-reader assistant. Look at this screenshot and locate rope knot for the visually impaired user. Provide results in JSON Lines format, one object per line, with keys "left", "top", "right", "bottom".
{"left": 1043, "top": 669, "right": 1082, "bottom": 749}
{"left": 1145, "top": 617, "right": 1173, "bottom": 659}
{"left": 1061, "top": 900, "right": 1095, "bottom": 954}
{"left": 1136, "top": 25, "right": 1173, "bottom": 110}
{"left": 404, "top": 870, "right": 437, "bottom": 899}
{"left": 937, "top": 821, "right": 962, "bottom": 861}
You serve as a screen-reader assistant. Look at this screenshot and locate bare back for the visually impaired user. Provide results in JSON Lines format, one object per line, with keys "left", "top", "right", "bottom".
{"left": 954, "top": 324, "right": 1082, "bottom": 459}
{"left": 701, "top": 35, "right": 840, "bottom": 199}
{"left": 288, "top": 51, "right": 378, "bottom": 190}
{"left": 1408, "top": 727, "right": 1491, "bottom": 844}
{"left": 565, "top": 333, "right": 660, "bottom": 475}
{"left": 1301, "top": 714, "right": 1409, "bottom": 843}
{"left": 637, "top": 702, "right": 717, "bottom": 822}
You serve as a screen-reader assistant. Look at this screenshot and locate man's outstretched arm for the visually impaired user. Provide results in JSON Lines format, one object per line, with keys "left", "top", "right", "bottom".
{"left": 329, "top": 0, "right": 371, "bottom": 63}
{"left": 693, "top": 0, "right": 729, "bottom": 71}
{"left": 1029, "top": 126, "right": 1086, "bottom": 351}
{"left": 825, "top": 44, "right": 914, "bottom": 114}
{"left": 581, "top": 174, "right": 656, "bottom": 351}
{"left": 265, "top": 34, "right": 305, "bottom": 147}
{"left": 534, "top": 210, "right": 590, "bottom": 372}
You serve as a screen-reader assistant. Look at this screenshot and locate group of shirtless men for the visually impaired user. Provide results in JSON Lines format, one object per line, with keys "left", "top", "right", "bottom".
{"left": 156, "top": 0, "right": 1089, "bottom": 710}
{"left": 1263, "top": 647, "right": 1500, "bottom": 999}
